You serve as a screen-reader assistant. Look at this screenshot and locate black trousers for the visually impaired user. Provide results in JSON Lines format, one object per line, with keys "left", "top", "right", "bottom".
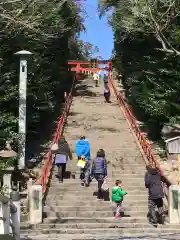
{"left": 104, "top": 92, "right": 110, "bottom": 102}
{"left": 94, "top": 174, "right": 104, "bottom": 199}
{"left": 56, "top": 163, "right": 66, "bottom": 182}
{"left": 80, "top": 161, "right": 91, "bottom": 183}
{"left": 148, "top": 198, "right": 164, "bottom": 223}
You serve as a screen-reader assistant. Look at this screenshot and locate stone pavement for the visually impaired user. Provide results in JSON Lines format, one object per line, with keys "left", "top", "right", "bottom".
{"left": 20, "top": 77, "right": 180, "bottom": 239}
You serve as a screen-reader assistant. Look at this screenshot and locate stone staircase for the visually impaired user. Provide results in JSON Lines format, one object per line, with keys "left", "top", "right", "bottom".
{"left": 21, "top": 78, "right": 180, "bottom": 239}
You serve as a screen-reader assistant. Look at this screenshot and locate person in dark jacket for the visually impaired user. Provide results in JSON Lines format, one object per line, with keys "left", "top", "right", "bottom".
{"left": 92, "top": 149, "right": 107, "bottom": 199}
{"left": 144, "top": 166, "right": 165, "bottom": 224}
{"left": 52, "top": 136, "right": 72, "bottom": 183}
{"left": 104, "top": 83, "right": 111, "bottom": 103}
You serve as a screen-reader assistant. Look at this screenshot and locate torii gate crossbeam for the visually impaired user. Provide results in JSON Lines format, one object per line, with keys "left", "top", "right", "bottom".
{"left": 68, "top": 59, "right": 111, "bottom": 80}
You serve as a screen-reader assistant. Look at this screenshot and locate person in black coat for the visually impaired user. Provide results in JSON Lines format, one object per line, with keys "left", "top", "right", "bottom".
{"left": 144, "top": 166, "right": 165, "bottom": 224}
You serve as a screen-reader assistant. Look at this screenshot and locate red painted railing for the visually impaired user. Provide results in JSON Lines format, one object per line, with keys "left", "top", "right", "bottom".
{"left": 109, "top": 77, "right": 172, "bottom": 190}
{"left": 39, "top": 79, "right": 75, "bottom": 193}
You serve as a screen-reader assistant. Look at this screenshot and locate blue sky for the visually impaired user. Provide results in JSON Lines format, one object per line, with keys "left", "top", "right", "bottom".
{"left": 80, "top": 0, "right": 113, "bottom": 60}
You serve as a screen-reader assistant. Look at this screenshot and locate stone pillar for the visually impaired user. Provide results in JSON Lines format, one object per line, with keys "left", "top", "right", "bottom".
{"left": 169, "top": 185, "right": 180, "bottom": 223}
{"left": 29, "top": 184, "right": 42, "bottom": 224}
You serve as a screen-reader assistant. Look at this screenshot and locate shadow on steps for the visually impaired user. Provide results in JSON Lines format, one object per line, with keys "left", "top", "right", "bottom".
{"left": 42, "top": 211, "right": 70, "bottom": 224}
{"left": 93, "top": 191, "right": 110, "bottom": 201}
{"left": 54, "top": 171, "right": 72, "bottom": 180}
{"left": 74, "top": 80, "right": 97, "bottom": 98}
{"left": 20, "top": 238, "right": 33, "bottom": 240}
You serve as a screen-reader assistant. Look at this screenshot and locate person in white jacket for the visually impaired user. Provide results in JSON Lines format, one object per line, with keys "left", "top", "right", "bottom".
{"left": 93, "top": 72, "right": 100, "bottom": 87}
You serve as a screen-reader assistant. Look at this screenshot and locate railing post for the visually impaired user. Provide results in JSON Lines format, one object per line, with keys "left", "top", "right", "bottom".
{"left": 29, "top": 184, "right": 42, "bottom": 224}
{"left": 3, "top": 167, "right": 14, "bottom": 197}
{"left": 10, "top": 190, "right": 20, "bottom": 240}
{"left": 169, "top": 185, "right": 180, "bottom": 223}
{"left": 0, "top": 197, "right": 10, "bottom": 235}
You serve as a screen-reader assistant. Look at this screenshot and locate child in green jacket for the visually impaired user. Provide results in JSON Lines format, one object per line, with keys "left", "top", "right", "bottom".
{"left": 111, "top": 180, "right": 127, "bottom": 218}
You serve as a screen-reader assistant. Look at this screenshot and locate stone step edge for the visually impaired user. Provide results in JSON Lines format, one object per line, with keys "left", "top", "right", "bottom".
{"left": 21, "top": 222, "right": 172, "bottom": 228}
{"left": 20, "top": 227, "right": 180, "bottom": 232}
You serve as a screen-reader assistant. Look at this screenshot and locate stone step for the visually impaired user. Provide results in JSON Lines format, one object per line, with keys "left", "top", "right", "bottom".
{"left": 41, "top": 216, "right": 150, "bottom": 224}
{"left": 51, "top": 175, "right": 145, "bottom": 181}
{"left": 46, "top": 199, "right": 148, "bottom": 206}
{"left": 21, "top": 222, "right": 178, "bottom": 230}
{"left": 51, "top": 172, "right": 145, "bottom": 178}
{"left": 50, "top": 179, "right": 145, "bottom": 185}
{"left": 74, "top": 162, "right": 146, "bottom": 168}
{"left": 50, "top": 181, "right": 145, "bottom": 187}
{"left": 20, "top": 232, "right": 180, "bottom": 240}
{"left": 50, "top": 183, "right": 145, "bottom": 188}
{"left": 60, "top": 163, "right": 146, "bottom": 167}
{"left": 76, "top": 155, "right": 139, "bottom": 161}
{"left": 20, "top": 227, "right": 180, "bottom": 235}
{"left": 50, "top": 178, "right": 145, "bottom": 184}
{"left": 62, "top": 158, "right": 145, "bottom": 164}
{"left": 48, "top": 188, "right": 148, "bottom": 195}
{"left": 55, "top": 169, "right": 146, "bottom": 175}
{"left": 44, "top": 205, "right": 148, "bottom": 212}
{"left": 46, "top": 194, "right": 147, "bottom": 201}
{"left": 48, "top": 189, "right": 147, "bottom": 197}
{"left": 58, "top": 162, "right": 146, "bottom": 168}
{"left": 43, "top": 209, "right": 148, "bottom": 218}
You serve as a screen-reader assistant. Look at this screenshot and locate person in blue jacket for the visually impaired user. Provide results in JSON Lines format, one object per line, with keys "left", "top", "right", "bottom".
{"left": 75, "top": 136, "right": 91, "bottom": 186}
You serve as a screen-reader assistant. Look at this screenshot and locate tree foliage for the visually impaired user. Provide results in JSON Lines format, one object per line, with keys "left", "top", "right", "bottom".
{"left": 99, "top": 0, "right": 180, "bottom": 137}
{"left": 0, "top": 0, "right": 93, "bottom": 151}
{"left": 76, "top": 40, "right": 100, "bottom": 59}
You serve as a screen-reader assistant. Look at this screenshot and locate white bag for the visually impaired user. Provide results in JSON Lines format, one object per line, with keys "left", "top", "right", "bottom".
{"left": 51, "top": 143, "right": 58, "bottom": 151}
{"left": 101, "top": 179, "right": 109, "bottom": 191}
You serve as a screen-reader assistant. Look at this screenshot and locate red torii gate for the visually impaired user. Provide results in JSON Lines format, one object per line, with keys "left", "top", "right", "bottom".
{"left": 68, "top": 59, "right": 111, "bottom": 81}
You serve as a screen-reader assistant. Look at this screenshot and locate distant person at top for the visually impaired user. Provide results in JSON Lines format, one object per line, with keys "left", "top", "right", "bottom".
{"left": 52, "top": 136, "right": 72, "bottom": 183}
{"left": 103, "top": 72, "right": 108, "bottom": 84}
{"left": 93, "top": 72, "right": 100, "bottom": 87}
{"left": 75, "top": 136, "right": 91, "bottom": 186}
{"left": 99, "top": 70, "right": 104, "bottom": 82}
{"left": 98, "top": 71, "right": 102, "bottom": 82}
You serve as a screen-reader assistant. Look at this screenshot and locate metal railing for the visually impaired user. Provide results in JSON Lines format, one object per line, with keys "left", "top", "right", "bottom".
{"left": 39, "top": 76, "right": 75, "bottom": 194}
{"left": 109, "top": 77, "right": 172, "bottom": 198}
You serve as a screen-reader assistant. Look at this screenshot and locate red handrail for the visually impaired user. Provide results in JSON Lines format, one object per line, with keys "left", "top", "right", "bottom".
{"left": 109, "top": 77, "right": 172, "bottom": 188}
{"left": 39, "top": 79, "right": 75, "bottom": 193}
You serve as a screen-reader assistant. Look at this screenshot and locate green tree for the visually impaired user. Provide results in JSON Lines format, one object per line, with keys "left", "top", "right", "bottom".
{"left": 0, "top": 0, "right": 89, "bottom": 153}
{"left": 77, "top": 40, "right": 100, "bottom": 59}
{"left": 99, "top": 0, "right": 180, "bottom": 138}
